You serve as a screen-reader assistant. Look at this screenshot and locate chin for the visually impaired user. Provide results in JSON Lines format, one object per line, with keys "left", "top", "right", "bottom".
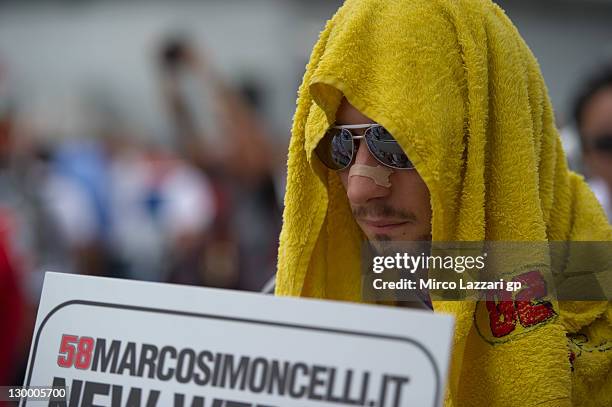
{"left": 362, "top": 225, "right": 431, "bottom": 243}
{"left": 365, "top": 229, "right": 432, "bottom": 257}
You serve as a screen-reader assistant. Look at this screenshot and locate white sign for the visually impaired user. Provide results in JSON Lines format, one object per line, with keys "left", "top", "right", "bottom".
{"left": 23, "top": 272, "right": 454, "bottom": 407}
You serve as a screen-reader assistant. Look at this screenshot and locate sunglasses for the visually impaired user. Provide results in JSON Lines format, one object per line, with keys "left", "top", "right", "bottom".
{"left": 586, "top": 134, "right": 612, "bottom": 154}
{"left": 315, "top": 124, "right": 415, "bottom": 170}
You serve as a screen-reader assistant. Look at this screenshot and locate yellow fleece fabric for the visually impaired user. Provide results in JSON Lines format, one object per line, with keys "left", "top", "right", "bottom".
{"left": 275, "top": 0, "right": 612, "bottom": 406}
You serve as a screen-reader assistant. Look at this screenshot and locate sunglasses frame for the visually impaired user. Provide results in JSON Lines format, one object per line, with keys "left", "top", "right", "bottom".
{"left": 585, "top": 133, "right": 612, "bottom": 154}
{"left": 322, "top": 123, "right": 415, "bottom": 171}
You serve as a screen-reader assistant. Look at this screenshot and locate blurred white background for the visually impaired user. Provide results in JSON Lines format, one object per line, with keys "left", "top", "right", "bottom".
{"left": 0, "top": 0, "right": 610, "bottom": 141}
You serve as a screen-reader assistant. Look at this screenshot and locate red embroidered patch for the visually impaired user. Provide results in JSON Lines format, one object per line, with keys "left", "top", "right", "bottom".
{"left": 475, "top": 269, "right": 557, "bottom": 344}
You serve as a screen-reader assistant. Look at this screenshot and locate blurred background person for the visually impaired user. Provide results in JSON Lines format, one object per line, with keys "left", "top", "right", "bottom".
{"left": 158, "top": 37, "right": 282, "bottom": 290}
{"left": 107, "top": 134, "right": 217, "bottom": 284}
{"left": 573, "top": 62, "right": 612, "bottom": 222}
{"left": 0, "top": 65, "right": 72, "bottom": 389}
{"left": 0, "top": 93, "right": 26, "bottom": 395}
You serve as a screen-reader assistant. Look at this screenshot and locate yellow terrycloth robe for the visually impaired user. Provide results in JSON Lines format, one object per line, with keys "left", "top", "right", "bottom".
{"left": 275, "top": 0, "right": 612, "bottom": 406}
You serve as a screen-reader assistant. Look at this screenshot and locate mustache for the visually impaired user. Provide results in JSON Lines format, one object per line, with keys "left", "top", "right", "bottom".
{"left": 352, "top": 204, "right": 417, "bottom": 222}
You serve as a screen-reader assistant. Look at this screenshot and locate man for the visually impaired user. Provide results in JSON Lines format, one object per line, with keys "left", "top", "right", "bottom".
{"left": 159, "top": 39, "right": 282, "bottom": 289}
{"left": 574, "top": 64, "right": 612, "bottom": 221}
{"left": 275, "top": 0, "right": 611, "bottom": 406}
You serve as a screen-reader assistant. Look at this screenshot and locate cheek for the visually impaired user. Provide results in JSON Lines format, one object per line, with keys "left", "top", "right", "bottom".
{"left": 393, "top": 173, "right": 432, "bottom": 216}
{"left": 338, "top": 170, "right": 350, "bottom": 190}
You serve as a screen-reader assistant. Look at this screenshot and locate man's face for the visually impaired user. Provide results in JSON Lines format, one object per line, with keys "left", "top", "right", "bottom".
{"left": 335, "top": 99, "right": 432, "bottom": 241}
{"left": 581, "top": 86, "right": 612, "bottom": 187}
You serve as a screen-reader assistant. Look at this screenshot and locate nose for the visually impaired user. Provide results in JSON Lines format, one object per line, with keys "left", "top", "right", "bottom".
{"left": 346, "top": 141, "right": 392, "bottom": 206}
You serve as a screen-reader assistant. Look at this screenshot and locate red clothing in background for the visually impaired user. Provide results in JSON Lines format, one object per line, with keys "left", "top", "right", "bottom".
{"left": 0, "top": 215, "right": 24, "bottom": 388}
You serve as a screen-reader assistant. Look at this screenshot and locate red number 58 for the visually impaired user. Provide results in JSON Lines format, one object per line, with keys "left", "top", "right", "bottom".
{"left": 57, "top": 334, "right": 94, "bottom": 369}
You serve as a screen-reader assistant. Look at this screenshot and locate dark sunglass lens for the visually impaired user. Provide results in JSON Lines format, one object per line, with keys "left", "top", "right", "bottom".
{"left": 593, "top": 134, "right": 612, "bottom": 153}
{"left": 366, "top": 126, "right": 414, "bottom": 169}
{"left": 315, "top": 128, "right": 353, "bottom": 170}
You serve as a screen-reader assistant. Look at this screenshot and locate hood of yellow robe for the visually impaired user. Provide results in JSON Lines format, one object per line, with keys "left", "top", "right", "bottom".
{"left": 276, "top": 0, "right": 611, "bottom": 405}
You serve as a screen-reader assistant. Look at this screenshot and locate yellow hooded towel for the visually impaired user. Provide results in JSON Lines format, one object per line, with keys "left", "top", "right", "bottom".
{"left": 275, "top": 0, "right": 612, "bottom": 406}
